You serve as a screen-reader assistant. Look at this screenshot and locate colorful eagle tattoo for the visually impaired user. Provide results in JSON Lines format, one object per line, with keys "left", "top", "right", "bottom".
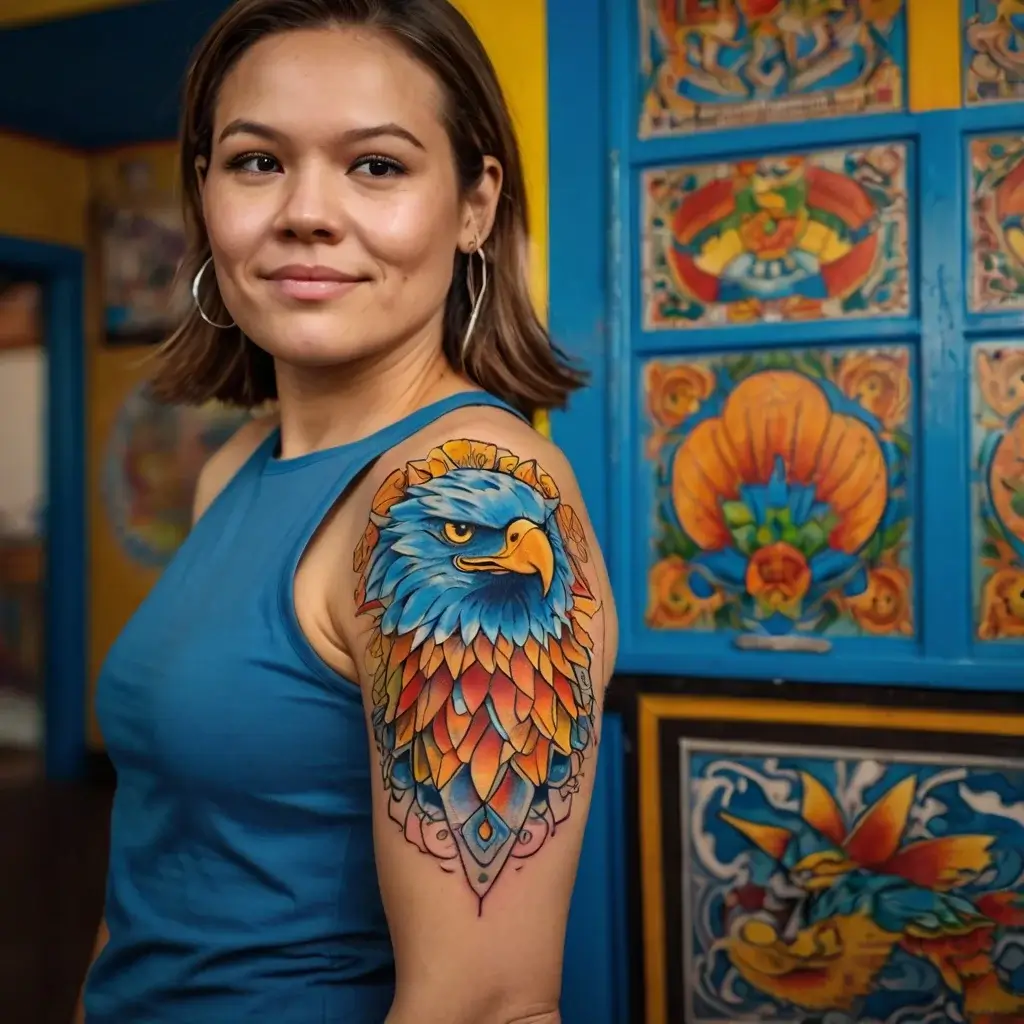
{"left": 354, "top": 439, "right": 599, "bottom": 905}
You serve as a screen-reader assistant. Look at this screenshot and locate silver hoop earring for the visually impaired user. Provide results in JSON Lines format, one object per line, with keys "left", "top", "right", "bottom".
{"left": 461, "top": 244, "right": 488, "bottom": 358}
{"left": 192, "top": 257, "right": 235, "bottom": 330}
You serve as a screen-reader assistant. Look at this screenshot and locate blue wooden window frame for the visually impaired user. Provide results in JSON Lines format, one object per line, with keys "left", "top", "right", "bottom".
{"left": 0, "top": 236, "right": 87, "bottom": 779}
{"left": 550, "top": 0, "right": 1024, "bottom": 692}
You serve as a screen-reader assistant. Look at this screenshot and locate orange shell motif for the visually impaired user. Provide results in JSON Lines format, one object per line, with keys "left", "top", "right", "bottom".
{"left": 671, "top": 370, "right": 888, "bottom": 555}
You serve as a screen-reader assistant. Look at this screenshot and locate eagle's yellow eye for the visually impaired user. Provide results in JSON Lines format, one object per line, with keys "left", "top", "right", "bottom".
{"left": 443, "top": 522, "right": 475, "bottom": 545}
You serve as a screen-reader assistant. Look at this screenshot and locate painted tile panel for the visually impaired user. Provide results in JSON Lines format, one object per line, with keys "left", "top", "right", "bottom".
{"left": 645, "top": 347, "right": 914, "bottom": 638}
{"left": 682, "top": 740, "right": 1024, "bottom": 1023}
{"left": 972, "top": 342, "right": 1024, "bottom": 641}
{"left": 638, "top": 0, "right": 906, "bottom": 138}
{"left": 642, "top": 144, "right": 910, "bottom": 329}
{"left": 970, "top": 135, "right": 1024, "bottom": 313}
{"left": 965, "top": 0, "right": 1024, "bottom": 105}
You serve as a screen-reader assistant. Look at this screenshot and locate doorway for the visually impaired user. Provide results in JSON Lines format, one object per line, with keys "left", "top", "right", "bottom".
{"left": 0, "top": 236, "right": 85, "bottom": 783}
{"left": 0, "top": 274, "right": 45, "bottom": 782}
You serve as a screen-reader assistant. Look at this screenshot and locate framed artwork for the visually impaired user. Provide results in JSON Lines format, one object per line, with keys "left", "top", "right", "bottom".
{"left": 637, "top": 0, "right": 906, "bottom": 138}
{"left": 965, "top": 0, "right": 1024, "bottom": 105}
{"left": 637, "top": 686, "right": 1024, "bottom": 1024}
{"left": 972, "top": 341, "right": 1024, "bottom": 642}
{"left": 642, "top": 145, "right": 910, "bottom": 330}
{"left": 96, "top": 199, "right": 189, "bottom": 347}
{"left": 644, "top": 346, "right": 914, "bottom": 640}
{"left": 101, "top": 383, "right": 249, "bottom": 568}
{"left": 969, "top": 134, "right": 1024, "bottom": 313}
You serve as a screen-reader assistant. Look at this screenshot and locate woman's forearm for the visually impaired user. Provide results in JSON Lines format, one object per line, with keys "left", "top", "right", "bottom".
{"left": 72, "top": 917, "right": 108, "bottom": 1024}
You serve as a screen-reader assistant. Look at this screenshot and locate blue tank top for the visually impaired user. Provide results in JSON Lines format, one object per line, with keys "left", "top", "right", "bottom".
{"left": 85, "top": 392, "right": 524, "bottom": 1024}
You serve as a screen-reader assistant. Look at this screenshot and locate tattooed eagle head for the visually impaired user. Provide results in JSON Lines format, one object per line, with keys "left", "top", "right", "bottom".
{"left": 364, "top": 469, "right": 576, "bottom": 646}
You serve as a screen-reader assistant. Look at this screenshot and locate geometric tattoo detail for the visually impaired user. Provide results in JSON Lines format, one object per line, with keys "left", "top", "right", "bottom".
{"left": 353, "top": 439, "right": 599, "bottom": 907}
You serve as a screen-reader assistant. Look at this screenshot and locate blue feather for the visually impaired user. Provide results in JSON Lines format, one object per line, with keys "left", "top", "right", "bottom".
{"left": 392, "top": 585, "right": 442, "bottom": 635}
{"left": 433, "top": 598, "right": 464, "bottom": 645}
{"left": 378, "top": 554, "right": 418, "bottom": 600}
{"left": 507, "top": 597, "right": 530, "bottom": 646}
{"left": 486, "top": 696, "right": 510, "bottom": 740}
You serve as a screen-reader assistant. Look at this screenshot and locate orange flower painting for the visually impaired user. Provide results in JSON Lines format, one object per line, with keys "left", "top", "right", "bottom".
{"left": 646, "top": 347, "right": 914, "bottom": 637}
{"left": 973, "top": 342, "right": 1024, "bottom": 640}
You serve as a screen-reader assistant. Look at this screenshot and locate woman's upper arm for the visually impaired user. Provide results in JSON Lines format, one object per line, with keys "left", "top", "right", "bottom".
{"left": 345, "top": 422, "right": 615, "bottom": 1024}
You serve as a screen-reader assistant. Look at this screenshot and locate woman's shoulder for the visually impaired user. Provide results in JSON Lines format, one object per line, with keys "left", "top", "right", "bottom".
{"left": 192, "top": 412, "right": 279, "bottom": 523}
{"left": 341, "top": 400, "right": 619, "bottom": 679}
{"left": 383, "top": 402, "right": 575, "bottom": 485}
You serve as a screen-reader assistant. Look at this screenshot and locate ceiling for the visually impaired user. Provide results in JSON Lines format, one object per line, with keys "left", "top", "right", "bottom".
{"left": 0, "top": 0, "right": 233, "bottom": 148}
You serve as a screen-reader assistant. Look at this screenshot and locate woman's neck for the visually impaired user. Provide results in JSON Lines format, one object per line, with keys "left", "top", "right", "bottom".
{"left": 272, "top": 329, "right": 475, "bottom": 460}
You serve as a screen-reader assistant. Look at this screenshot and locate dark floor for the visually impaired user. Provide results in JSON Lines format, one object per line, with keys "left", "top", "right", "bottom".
{"left": 0, "top": 751, "right": 112, "bottom": 1024}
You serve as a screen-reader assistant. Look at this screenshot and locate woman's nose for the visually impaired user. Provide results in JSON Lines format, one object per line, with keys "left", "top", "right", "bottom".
{"left": 276, "top": 165, "right": 345, "bottom": 243}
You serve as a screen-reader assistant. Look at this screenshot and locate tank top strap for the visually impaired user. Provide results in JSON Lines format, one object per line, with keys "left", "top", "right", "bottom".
{"left": 262, "top": 390, "right": 528, "bottom": 481}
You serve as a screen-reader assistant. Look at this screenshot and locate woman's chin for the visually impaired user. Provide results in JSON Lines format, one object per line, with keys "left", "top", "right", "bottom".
{"left": 257, "top": 332, "right": 382, "bottom": 371}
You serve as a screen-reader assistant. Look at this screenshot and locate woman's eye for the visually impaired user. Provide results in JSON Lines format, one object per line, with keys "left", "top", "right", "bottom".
{"left": 230, "top": 153, "right": 281, "bottom": 174}
{"left": 352, "top": 156, "right": 404, "bottom": 179}
{"left": 443, "top": 522, "right": 474, "bottom": 545}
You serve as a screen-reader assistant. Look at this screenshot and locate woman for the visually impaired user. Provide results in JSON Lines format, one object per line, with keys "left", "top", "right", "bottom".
{"left": 78, "top": 1, "right": 616, "bottom": 1022}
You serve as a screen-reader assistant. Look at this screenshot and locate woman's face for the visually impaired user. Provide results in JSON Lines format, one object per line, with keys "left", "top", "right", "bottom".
{"left": 200, "top": 27, "right": 499, "bottom": 368}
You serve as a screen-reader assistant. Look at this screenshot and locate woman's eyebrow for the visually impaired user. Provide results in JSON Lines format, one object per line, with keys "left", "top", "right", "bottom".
{"left": 218, "top": 118, "right": 425, "bottom": 150}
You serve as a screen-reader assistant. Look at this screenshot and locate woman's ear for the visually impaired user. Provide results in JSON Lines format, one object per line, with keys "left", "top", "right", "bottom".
{"left": 458, "top": 156, "right": 503, "bottom": 253}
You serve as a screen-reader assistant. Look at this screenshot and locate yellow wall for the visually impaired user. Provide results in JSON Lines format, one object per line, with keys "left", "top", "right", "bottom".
{"left": 0, "top": 134, "right": 88, "bottom": 246}
{"left": 456, "top": 0, "right": 549, "bottom": 315}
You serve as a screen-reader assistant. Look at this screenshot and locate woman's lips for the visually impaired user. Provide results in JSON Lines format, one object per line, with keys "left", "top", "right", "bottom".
{"left": 272, "top": 278, "right": 363, "bottom": 301}
{"left": 265, "top": 265, "right": 366, "bottom": 301}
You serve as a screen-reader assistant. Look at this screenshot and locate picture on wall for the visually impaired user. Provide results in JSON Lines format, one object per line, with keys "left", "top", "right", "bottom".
{"left": 972, "top": 341, "right": 1024, "bottom": 641}
{"left": 644, "top": 346, "right": 914, "bottom": 639}
{"left": 970, "top": 134, "right": 1024, "bottom": 312}
{"left": 102, "top": 383, "right": 250, "bottom": 568}
{"left": 642, "top": 144, "right": 910, "bottom": 330}
{"left": 97, "top": 200, "right": 189, "bottom": 346}
{"left": 638, "top": 0, "right": 906, "bottom": 138}
{"left": 965, "top": 0, "right": 1024, "bottom": 105}
{"left": 638, "top": 690, "right": 1024, "bottom": 1024}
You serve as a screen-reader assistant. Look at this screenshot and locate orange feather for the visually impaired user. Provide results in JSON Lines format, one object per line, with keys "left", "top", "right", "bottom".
{"left": 457, "top": 707, "right": 490, "bottom": 763}
{"left": 510, "top": 648, "right": 535, "bottom": 696}
{"left": 459, "top": 663, "right": 490, "bottom": 715}
{"left": 395, "top": 672, "right": 426, "bottom": 718}
{"left": 470, "top": 727, "right": 505, "bottom": 800}
{"left": 489, "top": 672, "right": 520, "bottom": 737}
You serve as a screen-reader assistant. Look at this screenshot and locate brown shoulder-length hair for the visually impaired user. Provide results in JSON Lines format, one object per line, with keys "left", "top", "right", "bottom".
{"left": 150, "top": 0, "right": 586, "bottom": 419}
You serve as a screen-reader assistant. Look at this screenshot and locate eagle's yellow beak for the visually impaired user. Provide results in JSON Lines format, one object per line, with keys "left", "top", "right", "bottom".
{"left": 455, "top": 518, "right": 555, "bottom": 595}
